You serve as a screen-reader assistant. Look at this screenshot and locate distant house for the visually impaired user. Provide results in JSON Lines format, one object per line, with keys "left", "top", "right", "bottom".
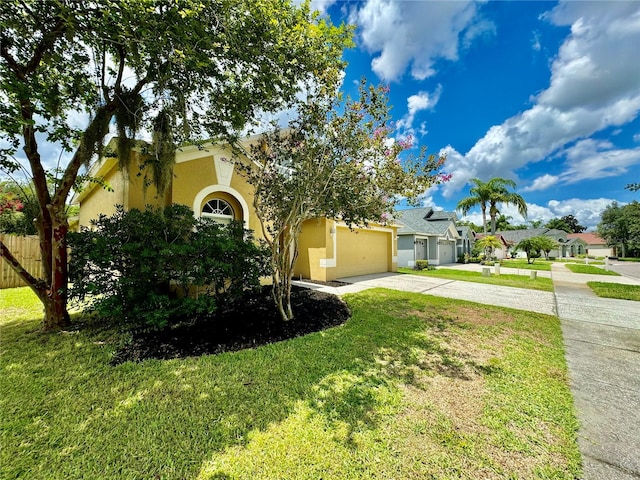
{"left": 496, "top": 228, "right": 568, "bottom": 258}
{"left": 457, "top": 225, "right": 475, "bottom": 259}
{"left": 396, "top": 208, "right": 462, "bottom": 267}
{"left": 473, "top": 232, "right": 512, "bottom": 259}
{"left": 567, "top": 232, "right": 615, "bottom": 257}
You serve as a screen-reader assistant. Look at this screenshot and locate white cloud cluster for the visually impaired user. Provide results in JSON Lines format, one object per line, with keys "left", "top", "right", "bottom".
{"left": 353, "top": 0, "right": 491, "bottom": 82}
{"left": 395, "top": 85, "right": 442, "bottom": 137}
{"left": 440, "top": 1, "right": 640, "bottom": 197}
{"left": 460, "top": 197, "right": 618, "bottom": 230}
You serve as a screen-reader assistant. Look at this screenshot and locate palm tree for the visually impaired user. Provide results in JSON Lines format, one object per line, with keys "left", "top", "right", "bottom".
{"left": 456, "top": 178, "right": 493, "bottom": 234}
{"left": 486, "top": 178, "right": 527, "bottom": 235}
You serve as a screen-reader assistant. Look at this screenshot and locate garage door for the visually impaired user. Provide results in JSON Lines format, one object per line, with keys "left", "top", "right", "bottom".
{"left": 336, "top": 229, "right": 390, "bottom": 277}
{"left": 439, "top": 241, "right": 455, "bottom": 264}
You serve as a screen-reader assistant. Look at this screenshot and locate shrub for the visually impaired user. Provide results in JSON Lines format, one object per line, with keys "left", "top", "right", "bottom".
{"left": 68, "top": 204, "right": 269, "bottom": 329}
{"left": 414, "top": 260, "right": 429, "bottom": 270}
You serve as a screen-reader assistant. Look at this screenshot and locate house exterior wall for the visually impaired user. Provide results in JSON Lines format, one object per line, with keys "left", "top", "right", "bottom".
{"left": 295, "top": 218, "right": 330, "bottom": 281}
{"left": 397, "top": 235, "right": 416, "bottom": 268}
{"left": 172, "top": 149, "right": 260, "bottom": 232}
{"left": 78, "top": 156, "right": 167, "bottom": 227}
{"left": 587, "top": 246, "right": 614, "bottom": 257}
{"left": 77, "top": 140, "right": 397, "bottom": 283}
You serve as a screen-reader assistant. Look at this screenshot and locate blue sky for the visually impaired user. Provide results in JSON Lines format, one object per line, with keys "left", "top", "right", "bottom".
{"left": 315, "top": 0, "right": 640, "bottom": 230}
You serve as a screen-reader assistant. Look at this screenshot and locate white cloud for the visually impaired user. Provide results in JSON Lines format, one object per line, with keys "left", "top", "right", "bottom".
{"left": 560, "top": 139, "right": 640, "bottom": 183}
{"left": 531, "top": 30, "right": 542, "bottom": 52}
{"left": 395, "top": 85, "right": 442, "bottom": 136}
{"left": 354, "top": 0, "right": 491, "bottom": 82}
{"left": 441, "top": 1, "right": 640, "bottom": 197}
{"left": 523, "top": 174, "right": 559, "bottom": 192}
{"left": 460, "top": 197, "right": 618, "bottom": 230}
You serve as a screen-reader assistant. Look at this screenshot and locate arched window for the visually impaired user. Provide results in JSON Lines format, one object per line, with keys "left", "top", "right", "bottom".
{"left": 202, "top": 198, "right": 234, "bottom": 223}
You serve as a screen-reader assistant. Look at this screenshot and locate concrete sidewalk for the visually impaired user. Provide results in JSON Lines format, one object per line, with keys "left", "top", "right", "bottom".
{"left": 294, "top": 262, "right": 640, "bottom": 479}
{"left": 551, "top": 263, "right": 640, "bottom": 480}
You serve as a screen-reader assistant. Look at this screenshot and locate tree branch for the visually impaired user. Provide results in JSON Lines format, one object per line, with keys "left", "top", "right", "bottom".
{"left": 0, "top": 239, "right": 47, "bottom": 298}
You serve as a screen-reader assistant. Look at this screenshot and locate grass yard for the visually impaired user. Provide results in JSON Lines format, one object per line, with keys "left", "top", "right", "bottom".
{"left": 587, "top": 282, "right": 640, "bottom": 301}
{"left": 1, "top": 287, "right": 580, "bottom": 479}
{"left": 563, "top": 263, "right": 620, "bottom": 276}
{"left": 499, "top": 259, "right": 552, "bottom": 271}
{"left": 399, "top": 267, "right": 554, "bottom": 292}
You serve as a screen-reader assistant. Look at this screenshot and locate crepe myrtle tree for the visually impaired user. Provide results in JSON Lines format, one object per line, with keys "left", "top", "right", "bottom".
{"left": 0, "top": 0, "right": 351, "bottom": 330}
{"left": 243, "top": 79, "right": 450, "bottom": 321}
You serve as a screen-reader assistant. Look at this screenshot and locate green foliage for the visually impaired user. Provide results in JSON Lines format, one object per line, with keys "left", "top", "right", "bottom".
{"left": 1, "top": 0, "right": 351, "bottom": 328}
{"left": 68, "top": 204, "right": 268, "bottom": 329}
{"left": 545, "top": 215, "right": 585, "bottom": 234}
{"left": 475, "top": 235, "right": 503, "bottom": 260}
{"left": 534, "top": 235, "right": 558, "bottom": 260}
{"left": 457, "top": 177, "right": 527, "bottom": 235}
{"left": 514, "top": 236, "right": 549, "bottom": 264}
{"left": 414, "top": 260, "right": 430, "bottom": 270}
{"left": 597, "top": 201, "right": 640, "bottom": 257}
{"left": 244, "top": 79, "right": 447, "bottom": 320}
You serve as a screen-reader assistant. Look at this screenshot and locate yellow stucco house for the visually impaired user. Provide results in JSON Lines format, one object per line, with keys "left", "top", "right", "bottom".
{"left": 75, "top": 137, "right": 398, "bottom": 282}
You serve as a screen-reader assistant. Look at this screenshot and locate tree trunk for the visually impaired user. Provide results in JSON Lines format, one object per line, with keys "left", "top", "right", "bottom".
{"left": 1, "top": 207, "right": 71, "bottom": 330}
{"left": 270, "top": 226, "right": 299, "bottom": 322}
{"left": 481, "top": 206, "right": 487, "bottom": 235}
{"left": 45, "top": 208, "right": 71, "bottom": 329}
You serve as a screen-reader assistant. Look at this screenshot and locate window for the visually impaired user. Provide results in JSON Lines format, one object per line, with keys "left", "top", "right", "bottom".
{"left": 202, "top": 198, "right": 234, "bottom": 223}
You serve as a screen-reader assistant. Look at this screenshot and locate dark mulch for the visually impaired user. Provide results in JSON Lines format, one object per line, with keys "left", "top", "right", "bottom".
{"left": 111, "top": 287, "right": 351, "bottom": 365}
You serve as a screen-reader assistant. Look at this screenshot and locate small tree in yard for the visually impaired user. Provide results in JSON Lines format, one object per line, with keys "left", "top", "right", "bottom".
{"left": 244, "top": 80, "right": 449, "bottom": 321}
{"left": 515, "top": 237, "right": 545, "bottom": 264}
{"left": 1, "top": 0, "right": 350, "bottom": 330}
{"left": 535, "top": 235, "right": 558, "bottom": 260}
{"left": 475, "top": 235, "right": 503, "bottom": 261}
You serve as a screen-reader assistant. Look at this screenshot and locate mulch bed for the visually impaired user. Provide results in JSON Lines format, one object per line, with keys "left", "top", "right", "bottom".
{"left": 111, "top": 287, "right": 351, "bottom": 365}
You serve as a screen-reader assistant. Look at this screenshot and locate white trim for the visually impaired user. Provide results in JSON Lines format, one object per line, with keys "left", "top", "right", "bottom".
{"left": 213, "top": 155, "right": 234, "bottom": 186}
{"left": 192, "top": 185, "right": 249, "bottom": 228}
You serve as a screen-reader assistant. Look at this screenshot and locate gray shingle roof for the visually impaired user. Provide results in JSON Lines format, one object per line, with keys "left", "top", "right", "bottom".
{"left": 396, "top": 207, "right": 458, "bottom": 236}
{"left": 495, "top": 228, "right": 569, "bottom": 244}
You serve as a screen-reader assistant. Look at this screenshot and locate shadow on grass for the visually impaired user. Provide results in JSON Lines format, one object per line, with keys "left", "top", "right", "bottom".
{"left": 1, "top": 288, "right": 484, "bottom": 479}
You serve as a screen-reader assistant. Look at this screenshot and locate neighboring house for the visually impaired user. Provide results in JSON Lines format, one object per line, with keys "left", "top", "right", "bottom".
{"left": 567, "top": 232, "right": 615, "bottom": 257}
{"left": 457, "top": 225, "right": 475, "bottom": 259}
{"left": 396, "top": 208, "right": 461, "bottom": 267}
{"left": 496, "top": 228, "right": 569, "bottom": 258}
{"left": 75, "top": 137, "right": 399, "bottom": 282}
{"left": 473, "top": 233, "right": 511, "bottom": 259}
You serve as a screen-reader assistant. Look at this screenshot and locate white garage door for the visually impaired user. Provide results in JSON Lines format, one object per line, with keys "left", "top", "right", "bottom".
{"left": 336, "top": 229, "right": 390, "bottom": 277}
{"left": 439, "top": 241, "right": 455, "bottom": 264}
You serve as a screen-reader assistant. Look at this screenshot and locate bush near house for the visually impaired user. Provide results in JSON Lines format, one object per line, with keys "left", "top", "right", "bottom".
{"left": 68, "top": 204, "right": 269, "bottom": 329}
{"left": 414, "top": 260, "right": 430, "bottom": 270}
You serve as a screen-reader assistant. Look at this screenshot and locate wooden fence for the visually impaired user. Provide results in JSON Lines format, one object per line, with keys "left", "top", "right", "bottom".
{"left": 0, "top": 234, "right": 44, "bottom": 289}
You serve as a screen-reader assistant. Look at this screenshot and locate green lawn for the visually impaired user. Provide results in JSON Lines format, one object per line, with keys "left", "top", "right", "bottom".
{"left": 399, "top": 267, "right": 554, "bottom": 292}
{"left": 499, "top": 259, "right": 552, "bottom": 271}
{"left": 587, "top": 282, "right": 640, "bottom": 301}
{"left": 563, "top": 263, "right": 620, "bottom": 275}
{"left": 1, "top": 287, "right": 580, "bottom": 479}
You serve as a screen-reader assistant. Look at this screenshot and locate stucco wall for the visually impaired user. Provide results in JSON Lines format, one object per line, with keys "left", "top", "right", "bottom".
{"left": 295, "top": 218, "right": 329, "bottom": 281}
{"left": 172, "top": 148, "right": 261, "bottom": 235}
{"left": 78, "top": 155, "right": 168, "bottom": 227}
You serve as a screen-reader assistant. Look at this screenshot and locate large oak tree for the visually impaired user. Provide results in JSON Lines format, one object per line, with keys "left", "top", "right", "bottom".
{"left": 0, "top": 0, "right": 351, "bottom": 330}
